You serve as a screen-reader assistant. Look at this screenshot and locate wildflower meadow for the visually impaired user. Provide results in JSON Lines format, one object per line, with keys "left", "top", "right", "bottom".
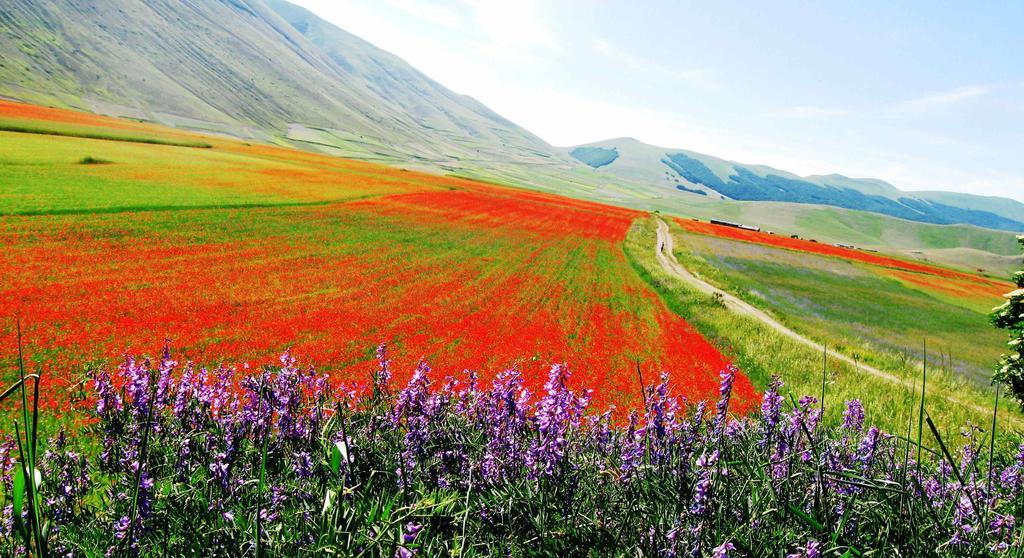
{"left": 1, "top": 339, "right": 1021, "bottom": 557}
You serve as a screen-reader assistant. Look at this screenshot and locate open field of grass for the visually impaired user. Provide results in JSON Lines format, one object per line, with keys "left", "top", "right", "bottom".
{"left": 668, "top": 218, "right": 1010, "bottom": 384}
{"left": 578, "top": 189, "right": 1021, "bottom": 277}
{"left": 669, "top": 200, "right": 1023, "bottom": 275}
{"left": 0, "top": 100, "right": 757, "bottom": 416}
{"left": 0, "top": 99, "right": 216, "bottom": 147}
{"left": 0, "top": 122, "right": 212, "bottom": 148}
{"left": 623, "top": 215, "right": 1021, "bottom": 441}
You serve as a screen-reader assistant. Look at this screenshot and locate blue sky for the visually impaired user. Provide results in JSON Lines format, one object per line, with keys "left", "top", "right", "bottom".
{"left": 290, "top": 0, "right": 1024, "bottom": 201}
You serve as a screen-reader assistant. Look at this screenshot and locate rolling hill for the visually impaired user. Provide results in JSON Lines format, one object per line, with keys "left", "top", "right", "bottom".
{"left": 569, "top": 138, "right": 1024, "bottom": 232}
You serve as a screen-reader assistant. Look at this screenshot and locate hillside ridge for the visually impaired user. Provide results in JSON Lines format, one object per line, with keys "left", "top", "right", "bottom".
{"left": 569, "top": 137, "right": 1024, "bottom": 232}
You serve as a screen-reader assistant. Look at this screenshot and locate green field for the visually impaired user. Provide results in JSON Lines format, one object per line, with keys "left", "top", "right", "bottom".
{"left": 623, "top": 215, "right": 1021, "bottom": 443}
{"left": 0, "top": 129, "right": 430, "bottom": 214}
{"left": 669, "top": 226, "right": 1006, "bottom": 385}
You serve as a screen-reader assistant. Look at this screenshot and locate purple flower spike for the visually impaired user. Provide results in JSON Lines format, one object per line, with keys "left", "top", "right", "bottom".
{"left": 842, "top": 399, "right": 865, "bottom": 432}
{"left": 711, "top": 541, "right": 736, "bottom": 558}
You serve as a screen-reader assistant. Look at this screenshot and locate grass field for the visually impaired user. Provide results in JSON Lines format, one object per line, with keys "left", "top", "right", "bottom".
{"left": 668, "top": 217, "right": 1010, "bottom": 385}
{"left": 0, "top": 100, "right": 757, "bottom": 415}
{"left": 623, "top": 215, "right": 1021, "bottom": 442}
{"left": 617, "top": 196, "right": 1024, "bottom": 278}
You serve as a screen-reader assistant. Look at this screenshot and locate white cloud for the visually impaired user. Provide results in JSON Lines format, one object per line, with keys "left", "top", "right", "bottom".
{"left": 893, "top": 85, "right": 990, "bottom": 114}
{"left": 385, "top": 0, "right": 462, "bottom": 28}
{"left": 767, "top": 106, "right": 849, "bottom": 119}
{"left": 590, "top": 38, "right": 719, "bottom": 90}
{"left": 458, "top": 0, "right": 558, "bottom": 51}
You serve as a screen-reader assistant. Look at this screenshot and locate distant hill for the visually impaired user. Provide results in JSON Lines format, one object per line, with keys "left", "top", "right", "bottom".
{"left": 911, "top": 191, "right": 1024, "bottom": 224}
{"left": 569, "top": 138, "right": 1024, "bottom": 232}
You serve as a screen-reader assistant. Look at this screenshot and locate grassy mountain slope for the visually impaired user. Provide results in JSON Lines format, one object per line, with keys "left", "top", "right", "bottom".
{"left": 0, "top": 0, "right": 559, "bottom": 166}
{"left": 570, "top": 138, "right": 1024, "bottom": 232}
{"left": 913, "top": 190, "right": 1024, "bottom": 224}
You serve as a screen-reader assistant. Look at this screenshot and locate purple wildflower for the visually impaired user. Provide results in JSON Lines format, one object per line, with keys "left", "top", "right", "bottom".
{"left": 691, "top": 449, "right": 719, "bottom": 517}
{"left": 788, "top": 539, "right": 821, "bottom": 558}
{"left": 713, "top": 366, "right": 737, "bottom": 435}
{"left": 374, "top": 343, "right": 392, "bottom": 395}
{"left": 526, "top": 364, "right": 587, "bottom": 479}
{"left": 619, "top": 411, "right": 644, "bottom": 481}
{"left": 760, "top": 375, "right": 784, "bottom": 447}
{"left": 403, "top": 521, "right": 423, "bottom": 543}
{"left": 842, "top": 399, "right": 865, "bottom": 432}
{"left": 711, "top": 541, "right": 736, "bottom": 558}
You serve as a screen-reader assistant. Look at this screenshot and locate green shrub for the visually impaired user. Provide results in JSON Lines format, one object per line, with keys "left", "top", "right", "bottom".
{"left": 77, "top": 156, "right": 112, "bottom": 165}
{"left": 992, "top": 235, "right": 1024, "bottom": 405}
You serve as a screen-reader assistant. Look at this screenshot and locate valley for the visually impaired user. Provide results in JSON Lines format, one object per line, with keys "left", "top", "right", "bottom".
{"left": 1, "top": 2, "right": 1022, "bottom": 554}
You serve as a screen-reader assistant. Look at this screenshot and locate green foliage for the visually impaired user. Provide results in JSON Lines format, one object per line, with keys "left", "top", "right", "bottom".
{"left": 0, "top": 129, "right": 396, "bottom": 215}
{"left": 77, "top": 155, "right": 112, "bottom": 165}
{"left": 568, "top": 146, "right": 619, "bottom": 169}
{"left": 991, "top": 236, "right": 1024, "bottom": 405}
{"left": 3, "top": 346, "right": 1023, "bottom": 556}
{"left": 1, "top": 326, "right": 49, "bottom": 555}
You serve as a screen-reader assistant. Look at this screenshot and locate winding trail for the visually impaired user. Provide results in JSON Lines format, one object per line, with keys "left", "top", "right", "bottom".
{"left": 654, "top": 218, "right": 997, "bottom": 416}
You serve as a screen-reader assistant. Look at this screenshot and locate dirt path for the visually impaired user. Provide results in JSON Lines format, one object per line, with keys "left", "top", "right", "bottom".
{"left": 654, "top": 218, "right": 998, "bottom": 416}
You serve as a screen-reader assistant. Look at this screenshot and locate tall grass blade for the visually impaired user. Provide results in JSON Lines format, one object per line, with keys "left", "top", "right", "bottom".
{"left": 821, "top": 344, "right": 827, "bottom": 419}
{"left": 987, "top": 384, "right": 1000, "bottom": 506}
{"left": 0, "top": 375, "right": 38, "bottom": 404}
{"left": 925, "top": 414, "right": 984, "bottom": 525}
{"left": 916, "top": 339, "right": 927, "bottom": 474}
{"left": 256, "top": 380, "right": 270, "bottom": 558}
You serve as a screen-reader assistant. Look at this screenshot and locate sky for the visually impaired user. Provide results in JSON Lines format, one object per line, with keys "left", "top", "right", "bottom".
{"left": 289, "top": 0, "right": 1024, "bottom": 201}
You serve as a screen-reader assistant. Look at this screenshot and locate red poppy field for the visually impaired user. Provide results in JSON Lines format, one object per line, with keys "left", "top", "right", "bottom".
{"left": 674, "top": 217, "right": 1010, "bottom": 302}
{"left": 0, "top": 101, "right": 757, "bottom": 414}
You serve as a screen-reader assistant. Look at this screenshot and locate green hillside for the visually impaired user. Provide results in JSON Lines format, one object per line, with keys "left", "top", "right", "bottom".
{"left": 569, "top": 138, "right": 1024, "bottom": 232}
{"left": 0, "top": 0, "right": 559, "bottom": 167}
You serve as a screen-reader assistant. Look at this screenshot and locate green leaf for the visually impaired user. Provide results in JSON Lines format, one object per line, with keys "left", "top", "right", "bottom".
{"left": 786, "top": 503, "right": 824, "bottom": 532}
{"left": 330, "top": 443, "right": 341, "bottom": 475}
{"left": 12, "top": 464, "right": 25, "bottom": 530}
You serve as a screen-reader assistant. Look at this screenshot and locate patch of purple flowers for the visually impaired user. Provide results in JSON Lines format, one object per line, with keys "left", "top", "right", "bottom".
{"left": 0, "top": 345, "right": 1020, "bottom": 557}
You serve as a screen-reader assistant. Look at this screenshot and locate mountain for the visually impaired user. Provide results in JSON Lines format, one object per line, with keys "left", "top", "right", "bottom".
{"left": 911, "top": 191, "right": 1024, "bottom": 225}
{"left": 0, "top": 0, "right": 560, "bottom": 167}
{"left": 569, "top": 138, "right": 1024, "bottom": 232}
